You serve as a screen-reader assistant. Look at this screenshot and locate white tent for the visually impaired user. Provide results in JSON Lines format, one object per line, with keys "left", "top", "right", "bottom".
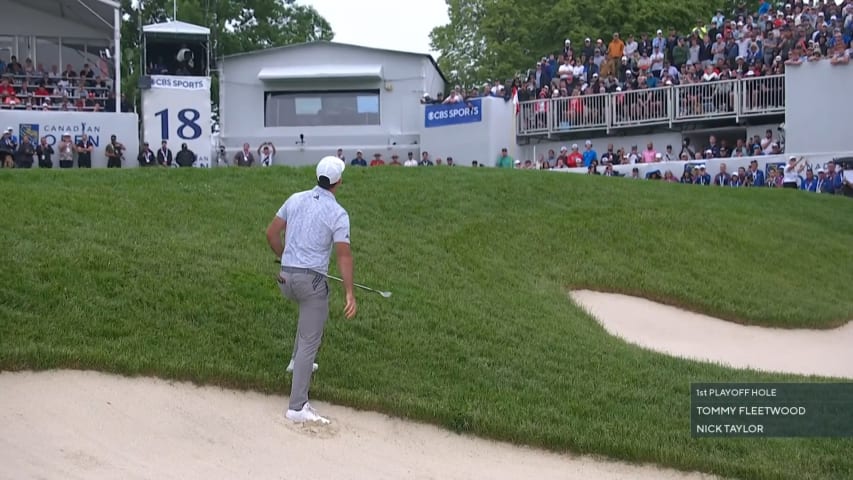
{"left": 142, "top": 20, "right": 210, "bottom": 38}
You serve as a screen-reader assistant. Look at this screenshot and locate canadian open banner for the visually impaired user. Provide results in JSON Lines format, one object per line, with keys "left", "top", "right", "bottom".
{"left": 0, "top": 110, "right": 140, "bottom": 168}
{"left": 142, "top": 75, "right": 212, "bottom": 167}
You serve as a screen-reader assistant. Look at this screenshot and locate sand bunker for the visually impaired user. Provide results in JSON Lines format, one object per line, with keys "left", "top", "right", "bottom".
{"left": 570, "top": 289, "right": 853, "bottom": 379}
{"left": 0, "top": 369, "right": 719, "bottom": 480}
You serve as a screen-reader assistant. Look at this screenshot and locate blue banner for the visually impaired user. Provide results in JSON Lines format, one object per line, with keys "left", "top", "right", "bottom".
{"left": 424, "top": 99, "right": 482, "bottom": 128}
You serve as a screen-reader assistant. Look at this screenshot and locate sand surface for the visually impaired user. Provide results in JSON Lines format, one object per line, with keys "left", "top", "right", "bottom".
{"left": 0, "top": 369, "right": 718, "bottom": 480}
{"left": 570, "top": 289, "right": 853, "bottom": 379}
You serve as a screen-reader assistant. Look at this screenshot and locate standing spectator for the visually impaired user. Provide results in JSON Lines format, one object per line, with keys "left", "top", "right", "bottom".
{"left": 404, "top": 154, "right": 417, "bottom": 167}
{"left": 582, "top": 140, "right": 598, "bottom": 167}
{"left": 57, "top": 133, "right": 74, "bottom": 169}
{"left": 714, "top": 163, "right": 731, "bottom": 186}
{"left": 157, "top": 140, "right": 173, "bottom": 167}
{"left": 370, "top": 153, "right": 385, "bottom": 166}
{"left": 75, "top": 133, "right": 94, "bottom": 168}
{"left": 420, "top": 151, "right": 434, "bottom": 166}
{"left": 496, "top": 148, "right": 513, "bottom": 168}
{"left": 696, "top": 165, "right": 711, "bottom": 185}
{"left": 1, "top": 127, "right": 17, "bottom": 168}
{"left": 389, "top": 154, "right": 401, "bottom": 166}
{"left": 36, "top": 137, "right": 53, "bottom": 168}
{"left": 258, "top": 142, "right": 277, "bottom": 167}
{"left": 567, "top": 144, "right": 583, "bottom": 168}
{"left": 800, "top": 169, "right": 818, "bottom": 192}
{"left": 815, "top": 168, "right": 829, "bottom": 193}
{"left": 15, "top": 135, "right": 35, "bottom": 168}
{"left": 138, "top": 142, "right": 156, "bottom": 167}
{"left": 174, "top": 143, "right": 196, "bottom": 167}
{"left": 608, "top": 33, "right": 626, "bottom": 74}
{"left": 105, "top": 134, "right": 125, "bottom": 168}
{"left": 235, "top": 143, "right": 255, "bottom": 167}
{"left": 825, "top": 161, "right": 845, "bottom": 194}
{"left": 350, "top": 151, "right": 367, "bottom": 167}
{"left": 783, "top": 156, "right": 805, "bottom": 189}
{"left": 642, "top": 143, "right": 658, "bottom": 163}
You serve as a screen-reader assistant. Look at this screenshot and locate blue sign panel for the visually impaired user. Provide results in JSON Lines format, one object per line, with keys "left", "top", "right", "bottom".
{"left": 424, "top": 99, "right": 482, "bottom": 128}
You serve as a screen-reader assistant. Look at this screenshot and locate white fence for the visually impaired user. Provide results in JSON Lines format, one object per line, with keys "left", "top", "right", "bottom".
{"left": 518, "top": 75, "right": 785, "bottom": 135}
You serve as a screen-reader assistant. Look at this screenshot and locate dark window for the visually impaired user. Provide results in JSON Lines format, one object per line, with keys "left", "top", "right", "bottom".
{"left": 264, "top": 90, "right": 380, "bottom": 127}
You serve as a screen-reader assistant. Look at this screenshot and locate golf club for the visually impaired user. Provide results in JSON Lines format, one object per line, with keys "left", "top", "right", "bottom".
{"left": 273, "top": 259, "right": 391, "bottom": 298}
{"left": 325, "top": 273, "right": 392, "bottom": 298}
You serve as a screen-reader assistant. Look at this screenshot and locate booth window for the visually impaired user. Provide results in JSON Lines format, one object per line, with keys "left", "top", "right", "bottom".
{"left": 264, "top": 90, "right": 381, "bottom": 127}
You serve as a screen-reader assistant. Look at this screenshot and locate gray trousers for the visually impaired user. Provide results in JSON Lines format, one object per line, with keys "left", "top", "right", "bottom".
{"left": 278, "top": 267, "right": 329, "bottom": 411}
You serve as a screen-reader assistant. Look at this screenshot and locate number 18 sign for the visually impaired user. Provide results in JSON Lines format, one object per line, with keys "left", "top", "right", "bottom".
{"left": 142, "top": 75, "right": 212, "bottom": 167}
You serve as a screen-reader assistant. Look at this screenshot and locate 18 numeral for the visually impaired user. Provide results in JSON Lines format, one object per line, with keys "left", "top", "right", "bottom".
{"left": 155, "top": 108, "right": 203, "bottom": 140}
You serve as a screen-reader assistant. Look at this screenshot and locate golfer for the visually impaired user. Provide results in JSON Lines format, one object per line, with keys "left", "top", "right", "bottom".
{"left": 266, "top": 155, "right": 357, "bottom": 424}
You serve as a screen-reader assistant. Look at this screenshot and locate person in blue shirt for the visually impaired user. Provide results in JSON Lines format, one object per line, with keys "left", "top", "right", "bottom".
{"left": 582, "top": 140, "right": 598, "bottom": 167}
{"left": 825, "top": 161, "right": 844, "bottom": 194}
{"left": 746, "top": 159, "right": 765, "bottom": 187}
{"left": 350, "top": 150, "right": 367, "bottom": 167}
{"left": 696, "top": 165, "right": 711, "bottom": 185}
{"left": 800, "top": 169, "right": 818, "bottom": 192}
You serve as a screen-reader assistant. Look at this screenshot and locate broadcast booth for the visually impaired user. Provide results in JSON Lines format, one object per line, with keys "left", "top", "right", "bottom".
{"left": 138, "top": 20, "right": 213, "bottom": 167}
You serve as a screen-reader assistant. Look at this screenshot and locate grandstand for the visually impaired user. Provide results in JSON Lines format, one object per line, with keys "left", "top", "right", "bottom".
{"left": 431, "top": 0, "right": 851, "bottom": 149}
{"left": 0, "top": 0, "right": 124, "bottom": 113}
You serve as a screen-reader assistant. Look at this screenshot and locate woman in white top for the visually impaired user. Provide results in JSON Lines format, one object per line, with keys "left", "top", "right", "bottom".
{"left": 783, "top": 156, "right": 805, "bottom": 189}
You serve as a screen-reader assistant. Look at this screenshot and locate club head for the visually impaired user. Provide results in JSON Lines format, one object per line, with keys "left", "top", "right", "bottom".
{"left": 379, "top": 291, "right": 392, "bottom": 298}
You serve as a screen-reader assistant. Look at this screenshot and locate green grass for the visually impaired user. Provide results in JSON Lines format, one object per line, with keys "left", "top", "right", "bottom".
{"left": 2, "top": 166, "right": 853, "bottom": 480}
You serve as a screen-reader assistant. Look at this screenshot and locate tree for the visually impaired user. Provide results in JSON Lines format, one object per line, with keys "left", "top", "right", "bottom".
{"left": 430, "top": 0, "right": 726, "bottom": 88}
{"left": 119, "top": 0, "right": 333, "bottom": 119}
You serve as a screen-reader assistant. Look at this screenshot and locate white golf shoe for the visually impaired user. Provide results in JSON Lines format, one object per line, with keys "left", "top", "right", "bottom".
{"left": 286, "top": 359, "right": 318, "bottom": 373}
{"left": 285, "top": 402, "right": 330, "bottom": 424}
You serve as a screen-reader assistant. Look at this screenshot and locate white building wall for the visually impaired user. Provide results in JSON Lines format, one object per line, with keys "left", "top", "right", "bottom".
{"left": 218, "top": 43, "right": 445, "bottom": 166}
{"left": 785, "top": 60, "right": 853, "bottom": 155}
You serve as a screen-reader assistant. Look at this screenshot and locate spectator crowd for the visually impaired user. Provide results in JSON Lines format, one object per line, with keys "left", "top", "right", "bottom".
{"left": 0, "top": 56, "right": 130, "bottom": 112}
{"left": 423, "top": 0, "right": 852, "bottom": 127}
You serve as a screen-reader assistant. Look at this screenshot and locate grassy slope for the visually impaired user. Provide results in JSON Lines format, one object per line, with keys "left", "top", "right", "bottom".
{"left": 1, "top": 167, "right": 852, "bottom": 480}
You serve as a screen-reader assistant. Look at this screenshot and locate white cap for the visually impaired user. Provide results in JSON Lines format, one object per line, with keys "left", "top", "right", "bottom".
{"left": 316, "top": 156, "right": 345, "bottom": 185}
{"left": 514, "top": 159, "right": 521, "bottom": 165}
{"left": 5, "top": 127, "right": 11, "bottom": 132}
{"left": 572, "top": 143, "right": 578, "bottom": 149}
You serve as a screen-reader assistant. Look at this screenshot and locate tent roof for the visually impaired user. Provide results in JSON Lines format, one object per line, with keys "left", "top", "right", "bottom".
{"left": 143, "top": 20, "right": 211, "bottom": 38}
{"left": 14, "top": 0, "right": 119, "bottom": 35}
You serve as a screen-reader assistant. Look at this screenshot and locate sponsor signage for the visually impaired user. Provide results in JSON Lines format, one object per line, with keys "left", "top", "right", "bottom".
{"left": 424, "top": 99, "right": 482, "bottom": 128}
{"left": 0, "top": 110, "right": 139, "bottom": 168}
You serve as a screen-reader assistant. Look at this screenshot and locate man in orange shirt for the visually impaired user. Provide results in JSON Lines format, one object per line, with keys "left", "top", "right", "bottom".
{"left": 369, "top": 153, "right": 385, "bottom": 166}
{"left": 608, "top": 33, "right": 625, "bottom": 76}
{"left": 389, "top": 154, "right": 401, "bottom": 166}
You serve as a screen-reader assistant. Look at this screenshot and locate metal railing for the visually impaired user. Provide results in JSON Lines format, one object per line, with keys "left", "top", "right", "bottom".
{"left": 517, "top": 74, "right": 785, "bottom": 136}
